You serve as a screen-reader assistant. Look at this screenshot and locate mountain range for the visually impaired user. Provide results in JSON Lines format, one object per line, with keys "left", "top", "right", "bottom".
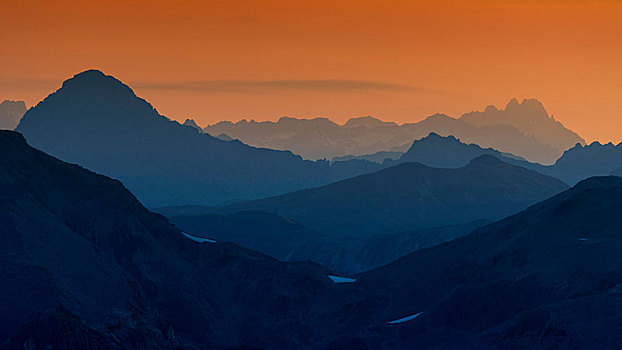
{"left": 205, "top": 98, "right": 584, "bottom": 164}
{"left": 372, "top": 132, "right": 621, "bottom": 186}
{"left": 0, "top": 100, "right": 26, "bottom": 130}
{"left": 214, "top": 155, "right": 567, "bottom": 237}
{"left": 15, "top": 70, "right": 382, "bottom": 207}
{"left": 167, "top": 155, "right": 568, "bottom": 272}
{"left": 3, "top": 128, "right": 622, "bottom": 349}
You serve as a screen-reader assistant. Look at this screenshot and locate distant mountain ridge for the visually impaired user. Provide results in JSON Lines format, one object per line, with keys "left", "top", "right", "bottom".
{"left": 460, "top": 98, "right": 584, "bottom": 152}
{"left": 0, "top": 100, "right": 26, "bottom": 130}
{"left": 205, "top": 98, "right": 585, "bottom": 164}
{"left": 16, "top": 70, "right": 382, "bottom": 207}
{"left": 216, "top": 154, "right": 567, "bottom": 237}
{"left": 175, "top": 155, "right": 569, "bottom": 272}
{"left": 548, "top": 140, "right": 622, "bottom": 184}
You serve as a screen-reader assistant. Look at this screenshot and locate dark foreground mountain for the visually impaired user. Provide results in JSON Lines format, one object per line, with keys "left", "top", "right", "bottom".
{"left": 0, "top": 100, "right": 26, "bottom": 130}
{"left": 173, "top": 156, "right": 567, "bottom": 272}
{"left": 2, "top": 130, "right": 622, "bottom": 349}
{"left": 345, "top": 176, "right": 622, "bottom": 349}
{"left": 0, "top": 130, "right": 342, "bottom": 349}
{"left": 205, "top": 99, "right": 582, "bottom": 164}
{"left": 15, "top": 70, "right": 381, "bottom": 207}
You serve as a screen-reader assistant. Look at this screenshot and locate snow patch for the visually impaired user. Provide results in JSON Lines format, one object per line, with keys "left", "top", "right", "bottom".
{"left": 328, "top": 275, "right": 356, "bottom": 283}
{"left": 181, "top": 231, "right": 216, "bottom": 243}
{"left": 388, "top": 312, "right": 423, "bottom": 324}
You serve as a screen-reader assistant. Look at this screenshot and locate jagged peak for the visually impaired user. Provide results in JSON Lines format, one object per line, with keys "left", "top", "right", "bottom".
{"left": 183, "top": 118, "right": 201, "bottom": 128}
{"left": 484, "top": 105, "right": 499, "bottom": 113}
{"left": 505, "top": 97, "right": 520, "bottom": 110}
{"left": 421, "top": 132, "right": 458, "bottom": 142}
{"left": 0, "top": 100, "right": 26, "bottom": 109}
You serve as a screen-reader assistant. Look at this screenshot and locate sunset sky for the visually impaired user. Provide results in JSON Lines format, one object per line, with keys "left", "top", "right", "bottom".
{"left": 1, "top": 0, "right": 621, "bottom": 143}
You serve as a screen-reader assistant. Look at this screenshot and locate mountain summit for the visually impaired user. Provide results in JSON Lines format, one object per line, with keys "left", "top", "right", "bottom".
{"left": 460, "top": 98, "right": 585, "bottom": 152}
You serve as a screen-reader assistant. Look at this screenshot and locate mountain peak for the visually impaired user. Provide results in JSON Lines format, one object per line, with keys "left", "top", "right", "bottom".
{"left": 59, "top": 69, "right": 135, "bottom": 97}
{"left": 505, "top": 97, "right": 520, "bottom": 110}
{"left": 504, "top": 98, "right": 548, "bottom": 117}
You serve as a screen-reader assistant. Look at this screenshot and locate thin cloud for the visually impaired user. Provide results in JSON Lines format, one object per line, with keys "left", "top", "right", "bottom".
{"left": 133, "top": 79, "right": 426, "bottom": 93}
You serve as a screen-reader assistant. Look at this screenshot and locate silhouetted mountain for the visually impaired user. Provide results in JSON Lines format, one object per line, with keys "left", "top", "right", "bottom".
{"left": 393, "top": 132, "right": 528, "bottom": 168}
{"left": 3, "top": 129, "right": 621, "bottom": 349}
{"left": 182, "top": 118, "right": 202, "bottom": 132}
{"left": 545, "top": 141, "right": 622, "bottom": 184}
{"left": 217, "top": 155, "right": 567, "bottom": 237}
{"left": 205, "top": 99, "right": 580, "bottom": 164}
{"left": 345, "top": 176, "right": 622, "bottom": 349}
{"left": 0, "top": 100, "right": 26, "bottom": 130}
{"left": 16, "top": 70, "right": 382, "bottom": 207}
{"left": 393, "top": 132, "right": 622, "bottom": 186}
{"left": 0, "top": 130, "right": 341, "bottom": 349}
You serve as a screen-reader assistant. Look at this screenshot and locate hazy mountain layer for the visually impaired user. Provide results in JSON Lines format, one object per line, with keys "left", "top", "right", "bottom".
{"left": 0, "top": 100, "right": 26, "bottom": 130}
{"left": 205, "top": 99, "right": 583, "bottom": 164}
{"left": 346, "top": 176, "right": 622, "bottom": 349}
{"left": 460, "top": 98, "right": 584, "bottom": 152}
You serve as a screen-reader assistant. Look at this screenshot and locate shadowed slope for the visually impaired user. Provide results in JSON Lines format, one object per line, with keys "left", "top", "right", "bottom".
{"left": 217, "top": 155, "right": 568, "bottom": 238}
{"left": 0, "top": 130, "right": 343, "bottom": 349}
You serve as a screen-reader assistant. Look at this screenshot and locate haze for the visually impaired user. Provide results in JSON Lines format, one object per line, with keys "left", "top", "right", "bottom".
{"left": 1, "top": 0, "right": 621, "bottom": 143}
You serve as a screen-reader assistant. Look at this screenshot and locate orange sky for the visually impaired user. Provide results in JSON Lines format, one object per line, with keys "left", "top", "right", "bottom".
{"left": 1, "top": 0, "right": 621, "bottom": 143}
